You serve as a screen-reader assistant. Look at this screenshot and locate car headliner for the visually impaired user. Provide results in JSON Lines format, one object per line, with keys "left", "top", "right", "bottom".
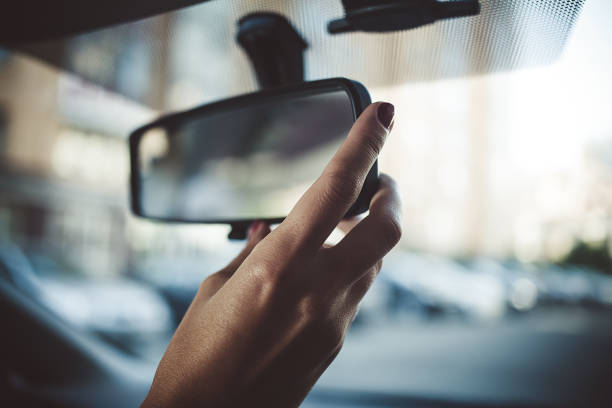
{"left": 0, "top": 0, "right": 208, "bottom": 44}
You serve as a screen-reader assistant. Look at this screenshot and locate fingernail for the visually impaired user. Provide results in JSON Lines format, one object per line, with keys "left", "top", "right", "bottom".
{"left": 248, "top": 221, "right": 262, "bottom": 237}
{"left": 377, "top": 102, "right": 395, "bottom": 130}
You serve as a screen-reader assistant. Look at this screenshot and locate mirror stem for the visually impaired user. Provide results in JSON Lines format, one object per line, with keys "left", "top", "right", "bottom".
{"left": 236, "top": 13, "right": 308, "bottom": 89}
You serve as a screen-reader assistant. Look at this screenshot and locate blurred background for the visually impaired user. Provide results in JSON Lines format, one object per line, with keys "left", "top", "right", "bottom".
{"left": 1, "top": 0, "right": 612, "bottom": 405}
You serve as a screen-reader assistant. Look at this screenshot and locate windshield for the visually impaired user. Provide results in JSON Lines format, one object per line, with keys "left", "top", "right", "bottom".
{"left": 1, "top": 0, "right": 611, "bottom": 405}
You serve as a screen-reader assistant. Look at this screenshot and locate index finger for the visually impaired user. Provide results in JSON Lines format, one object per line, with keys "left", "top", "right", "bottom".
{"left": 279, "top": 102, "right": 395, "bottom": 252}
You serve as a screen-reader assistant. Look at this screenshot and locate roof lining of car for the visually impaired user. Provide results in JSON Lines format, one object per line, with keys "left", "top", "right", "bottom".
{"left": 0, "top": 0, "right": 211, "bottom": 45}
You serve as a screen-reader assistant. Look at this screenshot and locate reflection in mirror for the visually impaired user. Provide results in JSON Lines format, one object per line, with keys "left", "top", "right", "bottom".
{"left": 138, "top": 90, "right": 355, "bottom": 221}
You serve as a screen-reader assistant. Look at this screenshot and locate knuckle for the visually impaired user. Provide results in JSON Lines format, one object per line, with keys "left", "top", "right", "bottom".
{"left": 297, "top": 295, "right": 322, "bottom": 320}
{"left": 363, "top": 127, "right": 386, "bottom": 159}
{"left": 322, "top": 169, "right": 361, "bottom": 206}
{"left": 379, "top": 215, "right": 403, "bottom": 248}
{"left": 247, "top": 256, "right": 284, "bottom": 292}
{"left": 242, "top": 242, "right": 304, "bottom": 296}
{"left": 198, "top": 271, "right": 231, "bottom": 297}
{"left": 200, "top": 271, "right": 226, "bottom": 288}
{"left": 379, "top": 173, "right": 399, "bottom": 191}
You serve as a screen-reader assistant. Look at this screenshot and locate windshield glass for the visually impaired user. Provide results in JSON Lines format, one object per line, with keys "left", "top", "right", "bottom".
{"left": 1, "top": 0, "right": 611, "bottom": 404}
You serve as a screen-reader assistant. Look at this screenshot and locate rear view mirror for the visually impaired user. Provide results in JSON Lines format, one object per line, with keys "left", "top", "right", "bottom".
{"left": 129, "top": 78, "right": 377, "bottom": 239}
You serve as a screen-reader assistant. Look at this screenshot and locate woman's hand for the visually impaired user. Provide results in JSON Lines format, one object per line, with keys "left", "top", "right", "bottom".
{"left": 141, "top": 102, "right": 401, "bottom": 408}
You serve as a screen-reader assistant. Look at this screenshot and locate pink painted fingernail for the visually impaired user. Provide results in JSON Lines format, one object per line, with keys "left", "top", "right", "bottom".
{"left": 248, "top": 221, "right": 262, "bottom": 237}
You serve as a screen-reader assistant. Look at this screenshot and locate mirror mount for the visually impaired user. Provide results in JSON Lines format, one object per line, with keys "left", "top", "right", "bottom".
{"left": 227, "top": 222, "right": 251, "bottom": 241}
{"left": 233, "top": 12, "right": 309, "bottom": 239}
{"left": 237, "top": 12, "right": 308, "bottom": 89}
{"left": 328, "top": 0, "right": 481, "bottom": 34}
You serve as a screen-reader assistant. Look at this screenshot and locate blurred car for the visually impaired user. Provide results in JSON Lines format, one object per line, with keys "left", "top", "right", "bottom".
{"left": 382, "top": 252, "right": 507, "bottom": 320}
{"left": 0, "top": 243, "right": 173, "bottom": 359}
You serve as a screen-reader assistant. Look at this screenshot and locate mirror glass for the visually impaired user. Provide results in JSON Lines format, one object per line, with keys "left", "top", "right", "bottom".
{"left": 137, "top": 89, "right": 355, "bottom": 221}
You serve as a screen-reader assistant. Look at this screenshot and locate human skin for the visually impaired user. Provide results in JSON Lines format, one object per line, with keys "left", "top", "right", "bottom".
{"left": 141, "top": 102, "right": 401, "bottom": 408}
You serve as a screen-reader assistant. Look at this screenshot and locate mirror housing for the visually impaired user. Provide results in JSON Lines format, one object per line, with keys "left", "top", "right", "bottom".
{"left": 129, "top": 78, "right": 376, "bottom": 239}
